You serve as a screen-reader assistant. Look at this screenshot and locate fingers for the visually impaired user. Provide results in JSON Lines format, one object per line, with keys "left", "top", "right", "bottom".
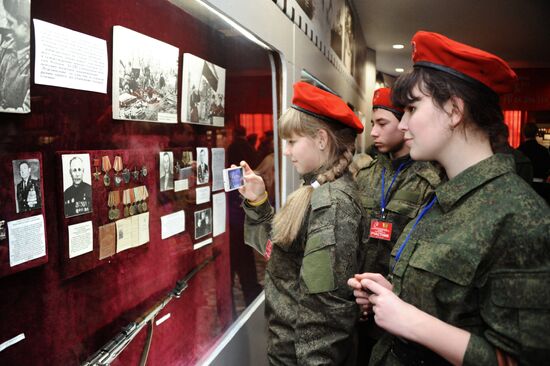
{"left": 347, "top": 277, "right": 362, "bottom": 289}
{"left": 361, "top": 278, "right": 388, "bottom": 296}
{"left": 240, "top": 161, "right": 253, "bottom": 173}
{"left": 355, "top": 273, "right": 392, "bottom": 290}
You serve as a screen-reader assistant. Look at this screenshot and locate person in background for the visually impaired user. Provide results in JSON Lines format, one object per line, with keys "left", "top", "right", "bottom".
{"left": 349, "top": 31, "right": 550, "bottom": 365}
{"left": 518, "top": 122, "right": 550, "bottom": 182}
{"left": 351, "top": 88, "right": 444, "bottom": 364}
{"left": 493, "top": 122, "right": 533, "bottom": 184}
{"left": 240, "top": 81, "right": 367, "bottom": 365}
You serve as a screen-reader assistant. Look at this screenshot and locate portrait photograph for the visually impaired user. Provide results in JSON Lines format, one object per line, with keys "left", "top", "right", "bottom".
{"left": 181, "top": 53, "right": 225, "bottom": 127}
{"left": 181, "top": 151, "right": 193, "bottom": 167}
{"left": 196, "top": 147, "right": 209, "bottom": 185}
{"left": 61, "top": 153, "right": 93, "bottom": 218}
{"left": 12, "top": 159, "right": 41, "bottom": 213}
{"left": 112, "top": 25, "right": 179, "bottom": 123}
{"left": 194, "top": 208, "right": 212, "bottom": 240}
{"left": 159, "top": 151, "right": 174, "bottom": 192}
{"left": 0, "top": 0, "right": 31, "bottom": 114}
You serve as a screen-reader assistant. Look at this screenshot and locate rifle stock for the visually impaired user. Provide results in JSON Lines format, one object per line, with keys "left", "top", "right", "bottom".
{"left": 82, "top": 254, "right": 218, "bottom": 366}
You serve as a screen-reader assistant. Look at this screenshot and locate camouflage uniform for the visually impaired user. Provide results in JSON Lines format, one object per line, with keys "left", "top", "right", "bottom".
{"left": 243, "top": 172, "right": 367, "bottom": 366}
{"left": 355, "top": 154, "right": 443, "bottom": 276}
{"left": 370, "top": 154, "right": 550, "bottom": 365}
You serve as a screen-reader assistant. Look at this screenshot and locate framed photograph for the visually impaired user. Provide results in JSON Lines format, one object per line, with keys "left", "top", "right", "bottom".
{"left": 181, "top": 53, "right": 225, "bottom": 126}
{"left": 61, "top": 154, "right": 93, "bottom": 218}
{"left": 0, "top": 0, "right": 31, "bottom": 114}
{"left": 159, "top": 151, "right": 174, "bottom": 192}
{"left": 12, "top": 159, "right": 41, "bottom": 213}
{"left": 112, "top": 25, "right": 179, "bottom": 123}
{"left": 196, "top": 147, "right": 209, "bottom": 185}
{"left": 194, "top": 208, "right": 212, "bottom": 240}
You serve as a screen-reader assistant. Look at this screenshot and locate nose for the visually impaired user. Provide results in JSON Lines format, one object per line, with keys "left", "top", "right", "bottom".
{"left": 398, "top": 115, "right": 409, "bottom": 132}
{"left": 370, "top": 125, "right": 379, "bottom": 138}
{"left": 283, "top": 143, "right": 291, "bottom": 157}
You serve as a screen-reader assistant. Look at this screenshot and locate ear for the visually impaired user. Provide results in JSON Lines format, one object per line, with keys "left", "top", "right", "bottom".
{"left": 316, "top": 129, "right": 329, "bottom": 150}
{"left": 448, "top": 96, "right": 465, "bottom": 129}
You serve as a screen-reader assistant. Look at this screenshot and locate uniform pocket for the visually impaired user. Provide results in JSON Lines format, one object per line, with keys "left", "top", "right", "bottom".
{"left": 407, "top": 241, "right": 478, "bottom": 286}
{"left": 301, "top": 229, "right": 336, "bottom": 294}
{"left": 386, "top": 191, "right": 422, "bottom": 219}
{"left": 488, "top": 271, "right": 550, "bottom": 348}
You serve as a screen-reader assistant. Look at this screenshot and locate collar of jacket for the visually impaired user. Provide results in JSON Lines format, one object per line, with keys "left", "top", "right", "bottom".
{"left": 435, "top": 153, "right": 514, "bottom": 213}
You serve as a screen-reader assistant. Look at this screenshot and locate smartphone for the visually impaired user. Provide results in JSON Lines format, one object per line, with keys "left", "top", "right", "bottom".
{"left": 223, "top": 166, "right": 245, "bottom": 192}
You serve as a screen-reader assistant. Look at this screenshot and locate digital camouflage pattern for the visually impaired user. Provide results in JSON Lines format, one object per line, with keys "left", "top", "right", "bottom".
{"left": 355, "top": 153, "right": 444, "bottom": 276}
{"left": 243, "top": 173, "right": 367, "bottom": 366}
{"left": 370, "top": 154, "right": 550, "bottom": 365}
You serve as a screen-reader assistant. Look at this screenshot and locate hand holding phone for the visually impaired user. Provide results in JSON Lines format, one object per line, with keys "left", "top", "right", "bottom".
{"left": 223, "top": 166, "right": 245, "bottom": 192}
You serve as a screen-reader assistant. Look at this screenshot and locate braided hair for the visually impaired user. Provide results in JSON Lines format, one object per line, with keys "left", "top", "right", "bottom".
{"left": 272, "top": 108, "right": 357, "bottom": 246}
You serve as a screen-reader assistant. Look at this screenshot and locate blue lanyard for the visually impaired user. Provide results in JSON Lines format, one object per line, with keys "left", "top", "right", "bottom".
{"left": 380, "top": 160, "right": 412, "bottom": 215}
{"left": 391, "top": 195, "right": 438, "bottom": 272}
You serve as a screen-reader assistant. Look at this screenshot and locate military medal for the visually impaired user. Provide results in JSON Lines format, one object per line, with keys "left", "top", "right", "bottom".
{"left": 141, "top": 165, "right": 148, "bottom": 179}
{"left": 132, "top": 166, "right": 140, "bottom": 181}
{"left": 122, "top": 168, "right": 131, "bottom": 184}
{"left": 133, "top": 187, "right": 142, "bottom": 213}
{"left": 107, "top": 191, "right": 120, "bottom": 221}
{"left": 113, "top": 156, "right": 123, "bottom": 187}
{"left": 93, "top": 158, "right": 101, "bottom": 181}
{"left": 122, "top": 189, "right": 130, "bottom": 217}
{"left": 129, "top": 188, "right": 136, "bottom": 216}
{"left": 102, "top": 156, "right": 112, "bottom": 187}
{"left": 141, "top": 186, "right": 149, "bottom": 212}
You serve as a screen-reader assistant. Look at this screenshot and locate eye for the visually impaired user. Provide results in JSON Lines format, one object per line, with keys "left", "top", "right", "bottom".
{"left": 405, "top": 105, "right": 416, "bottom": 113}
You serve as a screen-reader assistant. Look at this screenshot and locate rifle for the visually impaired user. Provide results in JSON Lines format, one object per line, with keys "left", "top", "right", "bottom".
{"left": 82, "top": 253, "right": 218, "bottom": 366}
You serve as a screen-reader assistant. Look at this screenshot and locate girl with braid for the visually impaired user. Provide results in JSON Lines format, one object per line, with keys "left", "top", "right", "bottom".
{"left": 238, "top": 81, "right": 368, "bottom": 366}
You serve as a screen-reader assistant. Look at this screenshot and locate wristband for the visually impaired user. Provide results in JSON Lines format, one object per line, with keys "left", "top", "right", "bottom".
{"left": 247, "top": 191, "right": 268, "bottom": 206}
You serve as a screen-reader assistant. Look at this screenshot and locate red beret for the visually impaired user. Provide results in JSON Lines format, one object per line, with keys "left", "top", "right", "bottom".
{"left": 411, "top": 31, "right": 517, "bottom": 95}
{"left": 291, "top": 82, "right": 364, "bottom": 133}
{"left": 372, "top": 88, "right": 403, "bottom": 116}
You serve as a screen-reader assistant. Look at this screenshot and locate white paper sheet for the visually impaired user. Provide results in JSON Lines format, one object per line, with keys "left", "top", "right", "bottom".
{"left": 137, "top": 212, "right": 150, "bottom": 246}
{"left": 8, "top": 215, "right": 46, "bottom": 267}
{"left": 116, "top": 217, "right": 133, "bottom": 253}
{"left": 195, "top": 186, "right": 211, "bottom": 205}
{"left": 174, "top": 179, "right": 188, "bottom": 192}
{"left": 33, "top": 19, "right": 108, "bottom": 93}
{"left": 193, "top": 238, "right": 213, "bottom": 250}
{"left": 161, "top": 210, "right": 185, "bottom": 240}
{"left": 212, "top": 192, "right": 226, "bottom": 237}
{"left": 211, "top": 148, "right": 225, "bottom": 192}
{"left": 68, "top": 221, "right": 93, "bottom": 259}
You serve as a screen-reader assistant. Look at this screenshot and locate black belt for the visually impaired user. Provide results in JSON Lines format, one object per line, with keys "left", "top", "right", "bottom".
{"left": 390, "top": 337, "right": 451, "bottom": 366}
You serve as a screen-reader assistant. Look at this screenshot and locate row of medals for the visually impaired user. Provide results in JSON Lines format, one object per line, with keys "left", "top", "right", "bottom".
{"left": 108, "top": 187, "right": 148, "bottom": 221}
{"left": 98, "top": 166, "right": 148, "bottom": 187}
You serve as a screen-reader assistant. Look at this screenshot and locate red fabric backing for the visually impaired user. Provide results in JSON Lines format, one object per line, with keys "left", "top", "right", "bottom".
{"left": 0, "top": 0, "right": 273, "bottom": 364}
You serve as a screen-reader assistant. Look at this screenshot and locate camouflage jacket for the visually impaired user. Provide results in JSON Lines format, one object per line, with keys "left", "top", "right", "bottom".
{"left": 355, "top": 153, "right": 443, "bottom": 276}
{"left": 243, "top": 173, "right": 367, "bottom": 366}
{"left": 370, "top": 154, "right": 550, "bottom": 366}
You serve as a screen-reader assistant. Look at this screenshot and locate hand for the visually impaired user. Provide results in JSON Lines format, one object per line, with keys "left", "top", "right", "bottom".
{"left": 361, "top": 278, "right": 420, "bottom": 339}
{"left": 348, "top": 273, "right": 393, "bottom": 316}
{"left": 237, "top": 161, "right": 266, "bottom": 201}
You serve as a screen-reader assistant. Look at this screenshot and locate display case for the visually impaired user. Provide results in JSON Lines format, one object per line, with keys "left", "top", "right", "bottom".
{"left": 0, "top": 0, "right": 278, "bottom": 364}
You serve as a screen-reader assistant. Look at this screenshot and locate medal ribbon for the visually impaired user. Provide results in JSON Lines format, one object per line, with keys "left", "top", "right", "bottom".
{"left": 113, "top": 156, "right": 123, "bottom": 173}
{"left": 102, "top": 156, "right": 112, "bottom": 173}
{"left": 391, "top": 195, "right": 437, "bottom": 272}
{"left": 122, "top": 189, "right": 130, "bottom": 206}
{"left": 142, "top": 186, "right": 149, "bottom": 200}
{"left": 380, "top": 160, "right": 412, "bottom": 215}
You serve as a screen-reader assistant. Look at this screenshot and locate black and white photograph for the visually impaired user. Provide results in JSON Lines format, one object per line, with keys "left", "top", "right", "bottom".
{"left": 196, "top": 147, "right": 209, "bottom": 185}
{"left": 0, "top": 0, "right": 31, "bottom": 114}
{"left": 12, "top": 159, "right": 41, "bottom": 213}
{"left": 159, "top": 151, "right": 174, "bottom": 192}
{"left": 181, "top": 53, "right": 225, "bottom": 126}
{"left": 62, "top": 153, "right": 93, "bottom": 218}
{"left": 329, "top": 0, "right": 355, "bottom": 74}
{"left": 296, "top": 0, "right": 314, "bottom": 19}
{"left": 112, "top": 25, "right": 179, "bottom": 123}
{"left": 194, "top": 208, "right": 212, "bottom": 240}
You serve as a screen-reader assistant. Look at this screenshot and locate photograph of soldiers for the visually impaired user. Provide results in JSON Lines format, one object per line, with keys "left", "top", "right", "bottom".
{"left": 0, "top": 0, "right": 31, "bottom": 113}
{"left": 181, "top": 53, "right": 225, "bottom": 126}
{"left": 12, "top": 159, "right": 41, "bottom": 213}
{"left": 159, "top": 151, "right": 174, "bottom": 192}
{"left": 194, "top": 208, "right": 212, "bottom": 240}
{"left": 62, "top": 154, "right": 93, "bottom": 218}
{"left": 112, "top": 26, "right": 178, "bottom": 123}
{"left": 196, "top": 147, "right": 209, "bottom": 185}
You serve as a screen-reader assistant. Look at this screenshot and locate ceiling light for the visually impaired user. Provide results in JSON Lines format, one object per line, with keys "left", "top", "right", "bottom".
{"left": 392, "top": 44, "right": 404, "bottom": 49}
{"left": 395, "top": 68, "right": 404, "bottom": 73}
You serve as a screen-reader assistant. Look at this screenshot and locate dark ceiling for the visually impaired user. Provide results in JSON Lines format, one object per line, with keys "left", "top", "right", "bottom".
{"left": 351, "top": 0, "right": 550, "bottom": 76}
